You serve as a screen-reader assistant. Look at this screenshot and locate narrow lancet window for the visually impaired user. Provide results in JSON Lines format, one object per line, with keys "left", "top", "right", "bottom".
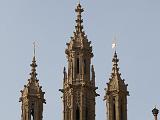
{"left": 76, "top": 107, "right": 80, "bottom": 120}
{"left": 31, "top": 108, "right": 34, "bottom": 120}
{"left": 85, "top": 107, "right": 88, "bottom": 120}
{"left": 71, "top": 61, "right": 73, "bottom": 79}
{"left": 121, "top": 99, "right": 123, "bottom": 120}
{"left": 84, "top": 59, "right": 86, "bottom": 74}
{"left": 77, "top": 58, "right": 80, "bottom": 74}
{"left": 31, "top": 103, "right": 34, "bottom": 120}
{"left": 113, "top": 98, "right": 116, "bottom": 120}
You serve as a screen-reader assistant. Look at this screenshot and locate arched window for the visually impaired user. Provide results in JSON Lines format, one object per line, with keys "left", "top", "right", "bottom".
{"left": 76, "top": 107, "right": 80, "bottom": 120}
{"left": 66, "top": 107, "right": 69, "bottom": 120}
{"left": 71, "top": 61, "right": 73, "bottom": 79}
{"left": 85, "top": 96, "right": 88, "bottom": 120}
{"left": 77, "top": 58, "right": 79, "bottom": 74}
{"left": 121, "top": 99, "right": 123, "bottom": 120}
{"left": 85, "top": 107, "right": 88, "bottom": 120}
{"left": 30, "top": 103, "right": 34, "bottom": 120}
{"left": 113, "top": 98, "right": 116, "bottom": 120}
{"left": 84, "top": 59, "right": 86, "bottom": 74}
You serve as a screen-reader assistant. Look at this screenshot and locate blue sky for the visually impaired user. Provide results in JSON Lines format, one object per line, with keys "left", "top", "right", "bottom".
{"left": 0, "top": 0, "right": 160, "bottom": 120}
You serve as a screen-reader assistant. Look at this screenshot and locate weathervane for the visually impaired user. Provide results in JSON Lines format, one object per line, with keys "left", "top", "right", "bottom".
{"left": 112, "top": 34, "right": 117, "bottom": 51}
{"left": 33, "top": 41, "right": 37, "bottom": 57}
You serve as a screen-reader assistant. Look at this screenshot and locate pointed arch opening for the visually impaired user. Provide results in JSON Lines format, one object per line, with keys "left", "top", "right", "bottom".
{"left": 120, "top": 98, "right": 123, "bottom": 120}
{"left": 85, "top": 96, "right": 88, "bottom": 120}
{"left": 85, "top": 106, "right": 88, "bottom": 120}
{"left": 84, "top": 59, "right": 87, "bottom": 74}
{"left": 30, "top": 103, "right": 35, "bottom": 120}
{"left": 113, "top": 98, "right": 116, "bottom": 120}
{"left": 77, "top": 58, "right": 80, "bottom": 74}
{"left": 66, "top": 107, "right": 70, "bottom": 120}
{"left": 76, "top": 107, "right": 80, "bottom": 120}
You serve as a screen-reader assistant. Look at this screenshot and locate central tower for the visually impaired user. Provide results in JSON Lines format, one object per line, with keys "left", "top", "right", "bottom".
{"left": 60, "top": 3, "right": 99, "bottom": 120}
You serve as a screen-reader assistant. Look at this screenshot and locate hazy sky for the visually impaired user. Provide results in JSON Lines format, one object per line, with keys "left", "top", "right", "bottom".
{"left": 0, "top": 0, "right": 160, "bottom": 120}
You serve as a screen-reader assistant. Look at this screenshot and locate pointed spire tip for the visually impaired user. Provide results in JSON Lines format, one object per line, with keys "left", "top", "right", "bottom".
{"left": 33, "top": 41, "right": 36, "bottom": 58}
{"left": 78, "top": 0, "right": 81, "bottom": 4}
{"left": 30, "top": 43, "right": 38, "bottom": 80}
{"left": 75, "top": 1, "right": 84, "bottom": 33}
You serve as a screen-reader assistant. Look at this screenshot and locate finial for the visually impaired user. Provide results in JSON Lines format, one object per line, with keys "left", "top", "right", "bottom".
{"left": 30, "top": 42, "right": 38, "bottom": 80}
{"left": 30, "top": 58, "right": 37, "bottom": 80}
{"left": 33, "top": 41, "right": 36, "bottom": 58}
{"left": 111, "top": 33, "right": 119, "bottom": 72}
{"left": 91, "top": 65, "right": 95, "bottom": 78}
{"left": 111, "top": 50, "right": 120, "bottom": 76}
{"left": 75, "top": 2, "right": 84, "bottom": 33}
{"left": 63, "top": 67, "right": 66, "bottom": 74}
{"left": 152, "top": 106, "right": 159, "bottom": 120}
{"left": 91, "top": 65, "right": 94, "bottom": 71}
{"left": 63, "top": 67, "right": 66, "bottom": 81}
{"left": 112, "top": 51, "right": 119, "bottom": 63}
{"left": 112, "top": 34, "right": 117, "bottom": 51}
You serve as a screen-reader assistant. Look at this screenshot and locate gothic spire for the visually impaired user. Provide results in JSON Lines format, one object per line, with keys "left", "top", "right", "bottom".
{"left": 30, "top": 42, "right": 38, "bottom": 81}
{"left": 19, "top": 44, "right": 46, "bottom": 120}
{"left": 65, "top": 3, "right": 93, "bottom": 56}
{"left": 60, "top": 3, "right": 98, "bottom": 120}
{"left": 105, "top": 50, "right": 129, "bottom": 95}
{"left": 91, "top": 65, "right": 95, "bottom": 86}
{"left": 75, "top": 3, "right": 84, "bottom": 34}
{"left": 30, "top": 56, "right": 37, "bottom": 80}
{"left": 104, "top": 50, "right": 129, "bottom": 120}
{"left": 111, "top": 51, "right": 121, "bottom": 79}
